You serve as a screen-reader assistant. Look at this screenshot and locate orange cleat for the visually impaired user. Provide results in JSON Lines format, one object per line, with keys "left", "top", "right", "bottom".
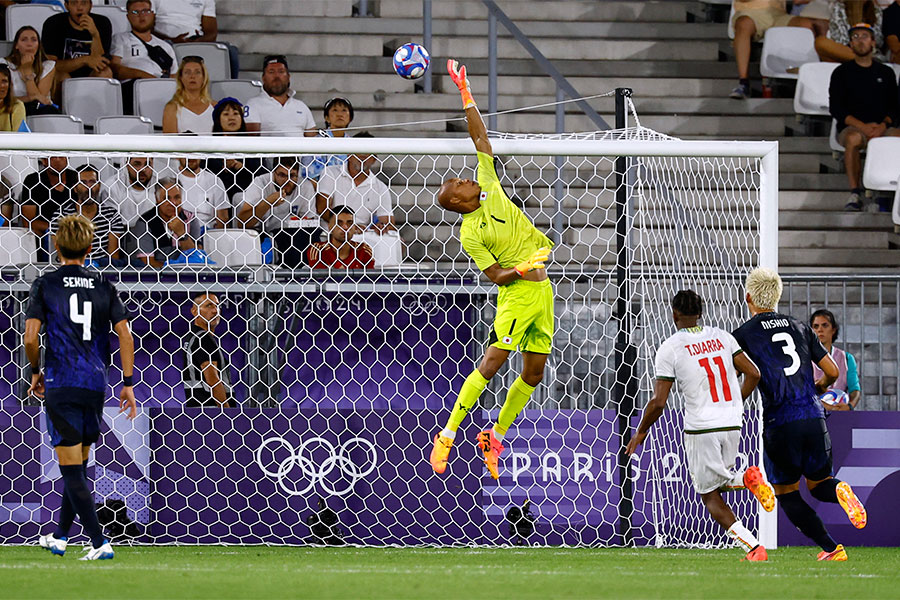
{"left": 742, "top": 545, "right": 768, "bottom": 562}
{"left": 430, "top": 433, "right": 454, "bottom": 474}
{"left": 743, "top": 466, "right": 776, "bottom": 513}
{"left": 477, "top": 429, "right": 504, "bottom": 479}
{"left": 817, "top": 544, "right": 848, "bottom": 561}
{"left": 836, "top": 482, "right": 867, "bottom": 529}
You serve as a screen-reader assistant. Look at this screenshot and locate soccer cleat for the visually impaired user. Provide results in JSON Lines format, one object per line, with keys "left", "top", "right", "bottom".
{"left": 38, "top": 533, "right": 67, "bottom": 556}
{"left": 817, "top": 544, "right": 848, "bottom": 561}
{"left": 743, "top": 466, "right": 776, "bottom": 513}
{"left": 742, "top": 545, "right": 768, "bottom": 562}
{"left": 79, "top": 541, "right": 114, "bottom": 561}
{"left": 477, "top": 429, "right": 504, "bottom": 480}
{"left": 836, "top": 481, "right": 867, "bottom": 529}
{"left": 429, "top": 433, "right": 454, "bottom": 474}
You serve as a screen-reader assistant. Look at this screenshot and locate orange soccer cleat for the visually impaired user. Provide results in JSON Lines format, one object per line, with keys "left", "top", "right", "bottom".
{"left": 430, "top": 433, "right": 454, "bottom": 474}
{"left": 743, "top": 466, "right": 776, "bottom": 513}
{"left": 477, "top": 429, "right": 504, "bottom": 479}
{"left": 836, "top": 482, "right": 867, "bottom": 529}
{"left": 817, "top": 544, "right": 848, "bottom": 561}
{"left": 742, "top": 545, "right": 768, "bottom": 562}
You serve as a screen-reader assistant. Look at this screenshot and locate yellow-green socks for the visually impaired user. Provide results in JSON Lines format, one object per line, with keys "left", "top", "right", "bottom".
{"left": 493, "top": 376, "right": 536, "bottom": 440}
{"left": 442, "top": 369, "right": 490, "bottom": 439}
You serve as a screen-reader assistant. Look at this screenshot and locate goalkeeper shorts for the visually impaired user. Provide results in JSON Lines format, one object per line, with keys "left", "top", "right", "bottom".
{"left": 489, "top": 278, "right": 554, "bottom": 355}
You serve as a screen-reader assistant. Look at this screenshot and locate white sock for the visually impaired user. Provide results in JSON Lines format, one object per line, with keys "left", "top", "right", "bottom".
{"left": 440, "top": 428, "right": 456, "bottom": 441}
{"left": 491, "top": 428, "right": 505, "bottom": 443}
{"left": 727, "top": 519, "right": 760, "bottom": 553}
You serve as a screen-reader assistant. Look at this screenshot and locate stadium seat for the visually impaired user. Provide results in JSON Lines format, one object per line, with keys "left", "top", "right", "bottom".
{"left": 759, "top": 27, "right": 818, "bottom": 80}
{"left": 26, "top": 114, "right": 84, "bottom": 134}
{"left": 793, "top": 62, "right": 838, "bottom": 117}
{"left": 5, "top": 4, "right": 62, "bottom": 41}
{"left": 175, "top": 43, "right": 230, "bottom": 81}
{"left": 210, "top": 80, "right": 263, "bottom": 105}
{"left": 727, "top": 3, "right": 735, "bottom": 39}
{"left": 62, "top": 78, "right": 124, "bottom": 128}
{"left": 862, "top": 137, "right": 900, "bottom": 192}
{"left": 0, "top": 41, "right": 11, "bottom": 58}
{"left": 95, "top": 115, "right": 154, "bottom": 135}
{"left": 203, "top": 229, "right": 263, "bottom": 267}
{"left": 92, "top": 5, "right": 130, "bottom": 37}
{"left": 0, "top": 228, "right": 37, "bottom": 266}
{"left": 893, "top": 184, "right": 900, "bottom": 228}
{"left": 133, "top": 78, "right": 177, "bottom": 128}
{"left": 829, "top": 120, "right": 844, "bottom": 153}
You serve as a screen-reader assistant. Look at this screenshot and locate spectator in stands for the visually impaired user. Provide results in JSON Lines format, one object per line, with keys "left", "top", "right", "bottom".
{"left": 235, "top": 156, "right": 318, "bottom": 268}
{"left": 101, "top": 156, "right": 156, "bottom": 227}
{"left": 42, "top": 0, "right": 113, "bottom": 86}
{"left": 302, "top": 97, "right": 354, "bottom": 181}
{"left": 49, "top": 164, "right": 126, "bottom": 265}
{"left": 111, "top": 0, "right": 176, "bottom": 114}
{"left": 244, "top": 55, "right": 316, "bottom": 137}
{"left": 828, "top": 22, "right": 900, "bottom": 210}
{"left": 182, "top": 291, "right": 233, "bottom": 408}
{"left": 307, "top": 205, "right": 374, "bottom": 270}
{"left": 177, "top": 157, "right": 229, "bottom": 230}
{"left": 21, "top": 156, "right": 77, "bottom": 238}
{"left": 208, "top": 97, "right": 265, "bottom": 205}
{"left": 815, "top": 0, "right": 885, "bottom": 62}
{"left": 884, "top": 0, "right": 900, "bottom": 62}
{"left": 810, "top": 309, "right": 861, "bottom": 410}
{"left": 163, "top": 56, "right": 213, "bottom": 133}
{"left": 730, "top": 0, "right": 815, "bottom": 99}
{"left": 132, "top": 177, "right": 200, "bottom": 267}
{"left": 316, "top": 134, "right": 396, "bottom": 234}
{"left": 151, "top": 0, "right": 240, "bottom": 78}
{"left": 0, "top": 175, "right": 13, "bottom": 225}
{"left": 0, "top": 64, "right": 26, "bottom": 132}
{"left": 796, "top": 0, "right": 831, "bottom": 39}
{"left": 2, "top": 26, "right": 57, "bottom": 115}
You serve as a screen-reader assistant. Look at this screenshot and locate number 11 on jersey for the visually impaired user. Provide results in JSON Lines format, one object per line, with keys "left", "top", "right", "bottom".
{"left": 699, "top": 356, "right": 732, "bottom": 403}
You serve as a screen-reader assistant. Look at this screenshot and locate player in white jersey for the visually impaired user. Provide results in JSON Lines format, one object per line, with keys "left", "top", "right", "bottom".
{"left": 625, "top": 290, "right": 775, "bottom": 561}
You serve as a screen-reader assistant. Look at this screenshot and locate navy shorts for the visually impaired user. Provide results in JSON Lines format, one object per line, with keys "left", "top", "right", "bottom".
{"left": 44, "top": 387, "right": 105, "bottom": 447}
{"left": 763, "top": 417, "right": 833, "bottom": 486}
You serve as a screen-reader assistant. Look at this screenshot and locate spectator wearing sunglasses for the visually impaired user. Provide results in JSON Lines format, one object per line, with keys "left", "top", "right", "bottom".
{"left": 111, "top": 0, "right": 176, "bottom": 114}
{"left": 163, "top": 55, "right": 213, "bottom": 134}
{"left": 244, "top": 55, "right": 316, "bottom": 138}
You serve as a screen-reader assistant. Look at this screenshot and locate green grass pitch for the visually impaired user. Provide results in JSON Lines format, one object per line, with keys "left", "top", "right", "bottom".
{"left": 1, "top": 546, "right": 897, "bottom": 599}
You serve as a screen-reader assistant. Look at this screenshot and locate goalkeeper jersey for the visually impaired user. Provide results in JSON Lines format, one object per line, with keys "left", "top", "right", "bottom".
{"left": 459, "top": 152, "right": 553, "bottom": 271}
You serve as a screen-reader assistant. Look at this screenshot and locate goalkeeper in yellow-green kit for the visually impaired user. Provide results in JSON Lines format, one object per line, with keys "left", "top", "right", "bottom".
{"left": 430, "top": 59, "right": 553, "bottom": 480}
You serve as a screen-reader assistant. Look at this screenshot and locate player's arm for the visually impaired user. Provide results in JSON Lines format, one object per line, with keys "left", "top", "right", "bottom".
{"left": 732, "top": 351, "right": 760, "bottom": 400}
{"left": 200, "top": 360, "right": 229, "bottom": 408}
{"left": 448, "top": 59, "right": 491, "bottom": 156}
{"left": 624, "top": 379, "right": 674, "bottom": 455}
{"left": 814, "top": 353, "right": 839, "bottom": 394}
{"left": 24, "top": 318, "right": 44, "bottom": 399}
{"left": 114, "top": 319, "right": 137, "bottom": 420}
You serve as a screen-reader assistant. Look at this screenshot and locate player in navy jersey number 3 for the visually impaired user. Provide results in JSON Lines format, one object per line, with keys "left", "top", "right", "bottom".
{"left": 24, "top": 215, "right": 136, "bottom": 561}
{"left": 733, "top": 268, "right": 867, "bottom": 562}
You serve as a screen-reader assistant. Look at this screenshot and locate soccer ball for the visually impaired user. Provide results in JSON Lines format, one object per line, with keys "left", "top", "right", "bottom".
{"left": 819, "top": 389, "right": 849, "bottom": 406}
{"left": 392, "top": 43, "right": 430, "bottom": 80}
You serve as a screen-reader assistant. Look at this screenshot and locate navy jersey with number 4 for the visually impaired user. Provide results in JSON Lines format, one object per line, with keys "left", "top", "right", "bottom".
{"left": 25, "top": 265, "right": 129, "bottom": 393}
{"left": 732, "top": 312, "right": 829, "bottom": 427}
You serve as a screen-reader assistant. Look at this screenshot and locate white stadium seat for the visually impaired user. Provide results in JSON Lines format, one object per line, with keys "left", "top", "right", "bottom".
{"left": 133, "top": 78, "right": 177, "bottom": 128}
{"left": 829, "top": 119, "right": 844, "bottom": 153}
{"left": 203, "top": 229, "right": 263, "bottom": 267}
{"left": 92, "top": 5, "right": 130, "bottom": 37}
{"left": 793, "top": 62, "right": 838, "bottom": 117}
{"left": 210, "top": 80, "right": 263, "bottom": 105}
{"left": 175, "top": 43, "right": 231, "bottom": 81}
{"left": 760, "top": 27, "right": 818, "bottom": 80}
{"left": 6, "top": 4, "right": 62, "bottom": 41}
{"left": 0, "top": 228, "right": 37, "bottom": 266}
{"left": 862, "top": 137, "right": 900, "bottom": 192}
{"left": 26, "top": 114, "right": 84, "bottom": 135}
{"left": 62, "top": 78, "right": 124, "bottom": 128}
{"left": 0, "top": 42, "right": 11, "bottom": 58}
{"left": 893, "top": 184, "right": 900, "bottom": 227}
{"left": 95, "top": 115, "right": 155, "bottom": 135}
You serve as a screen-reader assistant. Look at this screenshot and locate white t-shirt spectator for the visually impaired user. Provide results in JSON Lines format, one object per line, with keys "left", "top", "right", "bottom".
{"left": 101, "top": 166, "right": 157, "bottom": 227}
{"left": 111, "top": 31, "right": 177, "bottom": 79}
{"left": 152, "top": 0, "right": 216, "bottom": 39}
{"left": 244, "top": 90, "right": 316, "bottom": 137}
{"left": 177, "top": 169, "right": 228, "bottom": 229}
{"left": 241, "top": 172, "right": 316, "bottom": 233}
{"left": 317, "top": 163, "right": 394, "bottom": 229}
{"left": 0, "top": 59, "right": 56, "bottom": 99}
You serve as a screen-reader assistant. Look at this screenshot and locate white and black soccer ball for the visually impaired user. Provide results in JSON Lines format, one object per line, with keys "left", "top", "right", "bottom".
{"left": 392, "top": 43, "right": 431, "bottom": 80}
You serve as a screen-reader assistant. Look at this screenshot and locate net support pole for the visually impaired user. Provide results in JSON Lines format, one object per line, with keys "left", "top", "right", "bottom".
{"left": 614, "top": 87, "right": 636, "bottom": 546}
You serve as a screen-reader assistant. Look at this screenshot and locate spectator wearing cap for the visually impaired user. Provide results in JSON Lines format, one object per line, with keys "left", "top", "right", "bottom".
{"left": 884, "top": 0, "right": 900, "bottom": 63}
{"left": 163, "top": 55, "right": 214, "bottom": 134}
{"left": 207, "top": 97, "right": 265, "bottom": 206}
{"left": 815, "top": 0, "right": 885, "bottom": 62}
{"left": 307, "top": 205, "right": 374, "bottom": 270}
{"left": 302, "top": 96, "right": 354, "bottom": 181}
{"left": 42, "top": 0, "right": 113, "bottom": 86}
{"left": 151, "top": 0, "right": 240, "bottom": 78}
{"left": 244, "top": 55, "right": 316, "bottom": 137}
{"left": 111, "top": 0, "right": 176, "bottom": 114}
{"left": 829, "top": 22, "right": 900, "bottom": 211}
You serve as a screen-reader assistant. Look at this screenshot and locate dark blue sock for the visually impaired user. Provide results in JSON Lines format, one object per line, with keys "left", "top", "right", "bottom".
{"left": 778, "top": 491, "right": 837, "bottom": 552}
{"left": 53, "top": 461, "right": 87, "bottom": 539}
{"left": 59, "top": 463, "right": 105, "bottom": 549}
{"left": 810, "top": 478, "right": 841, "bottom": 504}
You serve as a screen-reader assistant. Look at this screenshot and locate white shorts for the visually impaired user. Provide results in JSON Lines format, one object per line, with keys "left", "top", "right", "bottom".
{"left": 684, "top": 429, "right": 740, "bottom": 494}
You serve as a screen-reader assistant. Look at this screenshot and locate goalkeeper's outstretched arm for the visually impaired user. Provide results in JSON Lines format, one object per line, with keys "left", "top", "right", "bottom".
{"left": 448, "top": 59, "right": 492, "bottom": 156}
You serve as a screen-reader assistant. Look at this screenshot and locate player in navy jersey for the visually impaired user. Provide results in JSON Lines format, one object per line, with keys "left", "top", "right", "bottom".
{"left": 24, "top": 214, "right": 136, "bottom": 561}
{"left": 733, "top": 268, "right": 867, "bottom": 561}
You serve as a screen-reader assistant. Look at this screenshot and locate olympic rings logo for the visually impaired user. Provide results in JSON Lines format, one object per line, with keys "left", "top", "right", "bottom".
{"left": 255, "top": 436, "right": 378, "bottom": 497}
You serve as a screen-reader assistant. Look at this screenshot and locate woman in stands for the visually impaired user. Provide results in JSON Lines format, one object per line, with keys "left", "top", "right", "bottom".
{"left": 302, "top": 96, "right": 354, "bottom": 181}
{"left": 163, "top": 56, "right": 214, "bottom": 134}
{"left": 0, "top": 64, "right": 27, "bottom": 132}
{"left": 2, "top": 26, "right": 58, "bottom": 115}
{"left": 815, "top": 0, "right": 885, "bottom": 62}
{"left": 208, "top": 97, "right": 264, "bottom": 206}
{"left": 810, "top": 309, "right": 861, "bottom": 411}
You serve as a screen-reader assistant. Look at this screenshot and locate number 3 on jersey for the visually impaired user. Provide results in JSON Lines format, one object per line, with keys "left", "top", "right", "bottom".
{"left": 698, "top": 356, "right": 733, "bottom": 403}
{"left": 771, "top": 332, "right": 800, "bottom": 376}
{"left": 69, "top": 293, "right": 92, "bottom": 341}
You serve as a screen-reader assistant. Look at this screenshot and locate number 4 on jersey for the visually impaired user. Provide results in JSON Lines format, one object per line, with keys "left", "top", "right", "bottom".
{"left": 698, "top": 356, "right": 733, "bottom": 403}
{"left": 69, "top": 293, "right": 92, "bottom": 341}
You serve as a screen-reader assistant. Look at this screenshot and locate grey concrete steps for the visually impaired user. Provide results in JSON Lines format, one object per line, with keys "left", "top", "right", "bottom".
{"left": 217, "top": 0, "right": 353, "bottom": 17}
{"left": 377, "top": 0, "right": 692, "bottom": 22}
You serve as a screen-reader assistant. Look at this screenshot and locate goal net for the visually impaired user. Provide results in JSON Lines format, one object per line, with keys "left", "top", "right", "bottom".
{"left": 0, "top": 130, "right": 777, "bottom": 547}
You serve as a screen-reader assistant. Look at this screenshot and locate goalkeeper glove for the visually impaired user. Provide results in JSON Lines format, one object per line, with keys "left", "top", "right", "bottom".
{"left": 515, "top": 247, "right": 551, "bottom": 277}
{"left": 447, "top": 59, "right": 476, "bottom": 110}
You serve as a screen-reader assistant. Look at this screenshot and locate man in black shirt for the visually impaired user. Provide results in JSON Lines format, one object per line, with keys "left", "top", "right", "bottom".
{"left": 885, "top": 0, "right": 900, "bottom": 63}
{"left": 131, "top": 177, "right": 200, "bottom": 268}
{"left": 829, "top": 22, "right": 900, "bottom": 211}
{"left": 42, "top": 0, "right": 113, "bottom": 83}
{"left": 182, "top": 292, "right": 233, "bottom": 408}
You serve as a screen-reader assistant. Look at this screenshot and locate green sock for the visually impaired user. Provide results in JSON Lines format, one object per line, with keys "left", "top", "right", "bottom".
{"left": 494, "top": 376, "right": 536, "bottom": 437}
{"left": 444, "top": 369, "right": 490, "bottom": 433}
